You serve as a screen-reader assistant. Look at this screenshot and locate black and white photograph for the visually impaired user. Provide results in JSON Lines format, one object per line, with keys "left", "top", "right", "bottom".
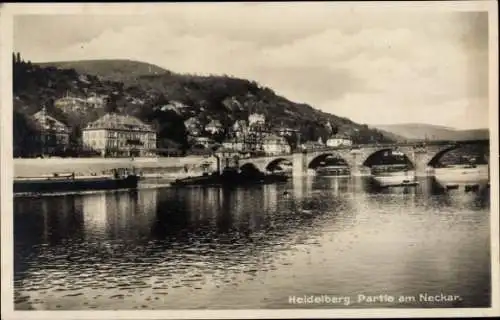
{"left": 1, "top": 1, "right": 498, "bottom": 319}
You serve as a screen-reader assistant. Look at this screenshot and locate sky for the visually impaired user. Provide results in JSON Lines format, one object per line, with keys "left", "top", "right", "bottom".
{"left": 13, "top": 3, "right": 490, "bottom": 130}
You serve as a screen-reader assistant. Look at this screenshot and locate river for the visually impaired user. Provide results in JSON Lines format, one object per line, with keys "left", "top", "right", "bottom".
{"left": 13, "top": 176, "right": 491, "bottom": 310}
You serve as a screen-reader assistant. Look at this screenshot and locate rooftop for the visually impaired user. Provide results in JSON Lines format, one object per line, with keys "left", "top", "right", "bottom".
{"left": 329, "top": 134, "right": 352, "bottom": 140}
{"left": 32, "top": 109, "right": 69, "bottom": 133}
{"left": 84, "top": 113, "right": 155, "bottom": 132}
{"left": 206, "top": 119, "right": 223, "bottom": 127}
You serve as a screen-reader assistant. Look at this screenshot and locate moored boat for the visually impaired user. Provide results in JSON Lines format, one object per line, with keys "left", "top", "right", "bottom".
{"left": 316, "top": 164, "right": 350, "bottom": 177}
{"left": 171, "top": 168, "right": 288, "bottom": 187}
{"left": 370, "top": 164, "right": 417, "bottom": 188}
{"left": 14, "top": 169, "right": 139, "bottom": 194}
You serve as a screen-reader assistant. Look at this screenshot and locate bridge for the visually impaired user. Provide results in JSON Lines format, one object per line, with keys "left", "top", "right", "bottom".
{"left": 228, "top": 139, "right": 489, "bottom": 177}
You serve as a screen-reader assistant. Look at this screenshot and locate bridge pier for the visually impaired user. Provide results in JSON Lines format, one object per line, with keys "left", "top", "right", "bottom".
{"left": 349, "top": 150, "right": 366, "bottom": 177}
{"left": 410, "top": 146, "right": 432, "bottom": 177}
{"left": 292, "top": 152, "right": 308, "bottom": 176}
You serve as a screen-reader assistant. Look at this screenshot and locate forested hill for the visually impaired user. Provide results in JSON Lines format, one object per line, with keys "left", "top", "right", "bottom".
{"left": 13, "top": 55, "right": 399, "bottom": 152}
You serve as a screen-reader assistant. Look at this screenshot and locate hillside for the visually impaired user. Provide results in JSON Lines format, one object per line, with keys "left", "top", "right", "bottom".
{"left": 373, "top": 123, "right": 489, "bottom": 141}
{"left": 35, "top": 59, "right": 171, "bottom": 82}
{"left": 14, "top": 55, "right": 399, "bottom": 156}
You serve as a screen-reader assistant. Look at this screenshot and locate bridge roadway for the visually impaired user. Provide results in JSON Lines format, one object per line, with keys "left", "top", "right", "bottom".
{"left": 232, "top": 139, "right": 490, "bottom": 177}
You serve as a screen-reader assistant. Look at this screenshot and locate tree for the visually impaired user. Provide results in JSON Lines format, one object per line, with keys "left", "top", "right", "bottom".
{"left": 153, "top": 92, "right": 168, "bottom": 106}
{"left": 331, "top": 125, "right": 339, "bottom": 135}
{"left": 284, "top": 132, "right": 298, "bottom": 151}
{"left": 144, "top": 109, "right": 189, "bottom": 151}
{"left": 13, "top": 110, "right": 40, "bottom": 157}
{"left": 104, "top": 94, "right": 119, "bottom": 113}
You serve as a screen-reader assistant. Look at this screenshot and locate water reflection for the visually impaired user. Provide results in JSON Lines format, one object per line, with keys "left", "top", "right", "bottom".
{"left": 14, "top": 175, "right": 490, "bottom": 310}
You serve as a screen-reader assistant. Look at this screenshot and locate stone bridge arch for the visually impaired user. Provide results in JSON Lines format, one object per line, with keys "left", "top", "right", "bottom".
{"left": 360, "top": 147, "right": 416, "bottom": 169}
{"left": 238, "top": 155, "right": 294, "bottom": 173}
{"left": 426, "top": 142, "right": 489, "bottom": 167}
{"left": 239, "top": 162, "right": 261, "bottom": 174}
{"left": 307, "top": 152, "right": 351, "bottom": 169}
{"left": 265, "top": 157, "right": 293, "bottom": 172}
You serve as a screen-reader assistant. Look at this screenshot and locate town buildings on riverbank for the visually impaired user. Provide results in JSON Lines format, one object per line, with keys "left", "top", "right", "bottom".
{"left": 23, "top": 101, "right": 352, "bottom": 158}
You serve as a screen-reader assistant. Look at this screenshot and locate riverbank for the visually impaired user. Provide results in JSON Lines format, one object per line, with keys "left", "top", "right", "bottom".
{"left": 14, "top": 157, "right": 217, "bottom": 178}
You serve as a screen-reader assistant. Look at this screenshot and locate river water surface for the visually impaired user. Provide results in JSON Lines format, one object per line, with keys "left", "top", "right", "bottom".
{"left": 14, "top": 176, "right": 491, "bottom": 310}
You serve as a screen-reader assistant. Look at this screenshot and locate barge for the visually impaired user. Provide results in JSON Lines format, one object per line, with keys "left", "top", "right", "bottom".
{"left": 171, "top": 168, "right": 288, "bottom": 187}
{"left": 14, "top": 169, "right": 139, "bottom": 194}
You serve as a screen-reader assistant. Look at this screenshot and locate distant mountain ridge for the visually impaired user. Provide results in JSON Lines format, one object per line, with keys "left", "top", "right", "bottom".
{"left": 373, "top": 123, "right": 489, "bottom": 141}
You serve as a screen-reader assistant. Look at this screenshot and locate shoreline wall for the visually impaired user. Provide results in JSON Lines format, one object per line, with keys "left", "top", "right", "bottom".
{"left": 14, "top": 157, "right": 217, "bottom": 177}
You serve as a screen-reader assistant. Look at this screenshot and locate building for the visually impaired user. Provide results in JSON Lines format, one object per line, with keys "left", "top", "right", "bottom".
{"left": 205, "top": 119, "right": 224, "bottom": 134}
{"left": 232, "top": 120, "right": 248, "bottom": 138}
{"left": 222, "top": 138, "right": 245, "bottom": 152}
{"left": 191, "top": 136, "right": 214, "bottom": 149}
{"left": 248, "top": 113, "right": 266, "bottom": 127}
{"left": 301, "top": 141, "right": 326, "bottom": 151}
{"left": 160, "top": 101, "right": 191, "bottom": 114}
{"left": 54, "top": 92, "right": 105, "bottom": 114}
{"left": 242, "top": 132, "right": 264, "bottom": 152}
{"left": 262, "top": 134, "right": 291, "bottom": 156}
{"left": 277, "top": 127, "right": 298, "bottom": 137}
{"left": 82, "top": 113, "right": 157, "bottom": 157}
{"left": 326, "top": 134, "right": 353, "bottom": 148}
{"left": 31, "top": 107, "right": 70, "bottom": 154}
{"left": 184, "top": 117, "right": 203, "bottom": 136}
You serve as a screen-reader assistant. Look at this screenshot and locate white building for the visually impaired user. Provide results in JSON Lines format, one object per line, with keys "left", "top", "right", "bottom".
{"left": 262, "top": 134, "right": 291, "bottom": 156}
{"left": 82, "top": 113, "right": 157, "bottom": 157}
{"left": 192, "top": 136, "right": 214, "bottom": 148}
{"left": 205, "top": 119, "right": 224, "bottom": 134}
{"left": 326, "top": 135, "right": 353, "bottom": 148}
{"left": 248, "top": 113, "right": 266, "bottom": 126}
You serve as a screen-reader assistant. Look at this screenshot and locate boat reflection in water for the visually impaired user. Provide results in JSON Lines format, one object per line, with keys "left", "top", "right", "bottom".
{"left": 434, "top": 164, "right": 489, "bottom": 185}
{"left": 171, "top": 166, "right": 289, "bottom": 187}
{"left": 315, "top": 155, "right": 351, "bottom": 177}
{"left": 370, "top": 164, "right": 417, "bottom": 189}
{"left": 432, "top": 163, "right": 489, "bottom": 194}
{"left": 316, "top": 164, "right": 350, "bottom": 177}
